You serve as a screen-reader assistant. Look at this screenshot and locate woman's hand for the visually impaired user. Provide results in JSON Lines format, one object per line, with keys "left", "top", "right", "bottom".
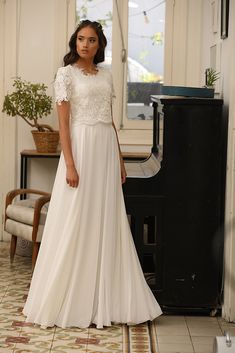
{"left": 66, "top": 165, "right": 79, "bottom": 188}
{"left": 120, "top": 158, "right": 127, "bottom": 184}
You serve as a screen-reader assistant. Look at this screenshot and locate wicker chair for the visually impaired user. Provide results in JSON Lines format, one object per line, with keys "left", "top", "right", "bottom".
{"left": 5, "top": 189, "right": 51, "bottom": 270}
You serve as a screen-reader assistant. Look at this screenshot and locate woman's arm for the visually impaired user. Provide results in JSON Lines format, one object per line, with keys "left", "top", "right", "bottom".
{"left": 112, "top": 120, "right": 127, "bottom": 184}
{"left": 57, "top": 102, "right": 79, "bottom": 188}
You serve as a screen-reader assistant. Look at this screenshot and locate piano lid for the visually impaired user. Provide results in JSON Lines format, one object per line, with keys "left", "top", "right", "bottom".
{"left": 125, "top": 152, "right": 162, "bottom": 179}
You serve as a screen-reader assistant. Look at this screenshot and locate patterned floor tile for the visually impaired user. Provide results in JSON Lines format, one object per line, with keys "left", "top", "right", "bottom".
{"left": 53, "top": 328, "right": 88, "bottom": 341}
{"left": 55, "top": 326, "right": 89, "bottom": 334}
{"left": 50, "top": 328, "right": 88, "bottom": 352}
{"left": 149, "top": 320, "right": 159, "bottom": 353}
{"left": 0, "top": 331, "right": 18, "bottom": 351}
{"left": 87, "top": 324, "right": 123, "bottom": 352}
{"left": 0, "top": 240, "right": 161, "bottom": 353}
{"left": 13, "top": 343, "right": 51, "bottom": 353}
{"left": 0, "top": 276, "right": 12, "bottom": 287}
{"left": 0, "top": 319, "right": 22, "bottom": 333}
{"left": 129, "top": 323, "right": 154, "bottom": 353}
{"left": 50, "top": 339, "right": 87, "bottom": 352}
{"left": 19, "top": 326, "right": 55, "bottom": 340}
{"left": 0, "top": 239, "right": 221, "bottom": 353}
{"left": 0, "top": 348, "right": 15, "bottom": 353}
{"left": 2, "top": 291, "right": 28, "bottom": 303}
{"left": 0, "top": 300, "right": 25, "bottom": 318}
{"left": 0, "top": 240, "right": 220, "bottom": 353}
{"left": 13, "top": 326, "right": 55, "bottom": 353}
{"left": 0, "top": 343, "right": 15, "bottom": 351}
{"left": 0, "top": 284, "right": 8, "bottom": 295}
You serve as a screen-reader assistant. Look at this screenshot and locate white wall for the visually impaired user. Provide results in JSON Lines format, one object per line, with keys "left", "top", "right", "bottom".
{"left": 0, "top": 0, "right": 5, "bottom": 240}
{"left": 15, "top": 0, "right": 76, "bottom": 193}
{"left": 220, "top": 0, "right": 235, "bottom": 322}
{"left": 200, "top": 0, "right": 235, "bottom": 323}
{"left": 164, "top": 0, "right": 203, "bottom": 86}
{"left": 1, "top": 0, "right": 18, "bottom": 241}
{"left": 17, "top": 0, "right": 58, "bottom": 193}
{"left": 165, "top": 0, "right": 235, "bottom": 321}
{"left": 0, "top": 0, "right": 76, "bottom": 240}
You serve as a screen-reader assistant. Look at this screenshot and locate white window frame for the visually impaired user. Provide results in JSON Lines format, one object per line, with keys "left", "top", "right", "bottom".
{"left": 75, "top": 0, "right": 159, "bottom": 147}
{"left": 112, "top": 0, "right": 153, "bottom": 134}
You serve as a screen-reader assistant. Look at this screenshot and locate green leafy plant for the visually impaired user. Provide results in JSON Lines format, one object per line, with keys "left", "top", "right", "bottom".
{"left": 140, "top": 72, "right": 163, "bottom": 83}
{"left": 76, "top": 0, "right": 112, "bottom": 27}
{"left": 205, "top": 68, "right": 220, "bottom": 88}
{"left": 151, "top": 32, "right": 164, "bottom": 46}
{"left": 2, "top": 77, "right": 53, "bottom": 131}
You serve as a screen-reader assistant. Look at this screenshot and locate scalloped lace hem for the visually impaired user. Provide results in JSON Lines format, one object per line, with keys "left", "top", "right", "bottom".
{"left": 55, "top": 98, "right": 69, "bottom": 105}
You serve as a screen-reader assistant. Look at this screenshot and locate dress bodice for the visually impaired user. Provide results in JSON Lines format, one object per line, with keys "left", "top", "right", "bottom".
{"left": 54, "top": 64, "right": 115, "bottom": 126}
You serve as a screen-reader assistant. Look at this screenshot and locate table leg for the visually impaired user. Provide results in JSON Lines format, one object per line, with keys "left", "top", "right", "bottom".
{"left": 20, "top": 156, "right": 28, "bottom": 199}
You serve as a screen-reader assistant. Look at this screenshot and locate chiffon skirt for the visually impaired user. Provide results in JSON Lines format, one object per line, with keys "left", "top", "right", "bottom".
{"left": 23, "top": 122, "right": 162, "bottom": 329}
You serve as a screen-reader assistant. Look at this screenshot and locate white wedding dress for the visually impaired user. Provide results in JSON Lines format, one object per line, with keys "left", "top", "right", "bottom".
{"left": 23, "top": 64, "right": 162, "bottom": 329}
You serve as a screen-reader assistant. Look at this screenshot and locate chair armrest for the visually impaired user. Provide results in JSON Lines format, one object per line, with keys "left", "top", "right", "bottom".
{"left": 5, "top": 189, "right": 51, "bottom": 225}
{"left": 6, "top": 188, "right": 50, "bottom": 208}
{"left": 32, "top": 195, "right": 51, "bottom": 241}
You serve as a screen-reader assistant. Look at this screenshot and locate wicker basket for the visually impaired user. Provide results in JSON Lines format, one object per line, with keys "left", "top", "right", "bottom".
{"left": 31, "top": 130, "right": 60, "bottom": 153}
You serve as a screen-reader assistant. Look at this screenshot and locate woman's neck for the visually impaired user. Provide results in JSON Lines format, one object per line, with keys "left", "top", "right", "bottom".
{"left": 76, "top": 58, "right": 96, "bottom": 70}
{"left": 75, "top": 58, "right": 98, "bottom": 75}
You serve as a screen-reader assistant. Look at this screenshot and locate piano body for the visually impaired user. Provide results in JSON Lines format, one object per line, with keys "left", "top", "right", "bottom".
{"left": 123, "top": 95, "right": 226, "bottom": 313}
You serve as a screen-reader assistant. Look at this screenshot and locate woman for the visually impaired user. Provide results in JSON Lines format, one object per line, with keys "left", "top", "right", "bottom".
{"left": 23, "top": 20, "right": 162, "bottom": 329}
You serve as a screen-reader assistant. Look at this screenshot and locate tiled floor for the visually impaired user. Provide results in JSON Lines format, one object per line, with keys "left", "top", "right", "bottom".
{"left": 1, "top": 240, "right": 235, "bottom": 353}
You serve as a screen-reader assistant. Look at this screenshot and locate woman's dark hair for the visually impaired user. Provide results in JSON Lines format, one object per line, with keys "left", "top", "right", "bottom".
{"left": 63, "top": 20, "right": 107, "bottom": 66}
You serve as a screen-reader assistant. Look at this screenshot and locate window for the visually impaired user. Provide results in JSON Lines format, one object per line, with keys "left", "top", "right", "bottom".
{"left": 76, "top": 0, "right": 113, "bottom": 61}
{"left": 76, "top": 0, "right": 165, "bottom": 132}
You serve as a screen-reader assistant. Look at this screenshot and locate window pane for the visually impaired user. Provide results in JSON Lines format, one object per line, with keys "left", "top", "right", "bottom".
{"left": 75, "top": 0, "right": 113, "bottom": 67}
{"left": 127, "top": 0, "right": 165, "bottom": 120}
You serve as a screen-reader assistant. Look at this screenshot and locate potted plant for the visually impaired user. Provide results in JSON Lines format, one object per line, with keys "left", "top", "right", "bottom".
{"left": 2, "top": 77, "right": 59, "bottom": 153}
{"left": 205, "top": 68, "right": 220, "bottom": 89}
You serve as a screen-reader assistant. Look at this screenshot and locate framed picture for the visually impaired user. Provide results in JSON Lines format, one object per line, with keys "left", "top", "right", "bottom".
{"left": 221, "top": 0, "right": 229, "bottom": 39}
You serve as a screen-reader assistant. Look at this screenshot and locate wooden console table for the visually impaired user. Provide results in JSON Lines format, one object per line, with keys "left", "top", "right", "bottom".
{"left": 20, "top": 150, "right": 60, "bottom": 189}
{"left": 20, "top": 149, "right": 149, "bottom": 189}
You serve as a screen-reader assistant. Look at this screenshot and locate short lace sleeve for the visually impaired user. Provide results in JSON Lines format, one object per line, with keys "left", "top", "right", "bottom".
{"left": 54, "top": 66, "right": 72, "bottom": 105}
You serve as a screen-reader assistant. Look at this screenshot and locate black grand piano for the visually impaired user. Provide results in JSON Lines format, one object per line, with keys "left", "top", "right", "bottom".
{"left": 123, "top": 95, "right": 226, "bottom": 313}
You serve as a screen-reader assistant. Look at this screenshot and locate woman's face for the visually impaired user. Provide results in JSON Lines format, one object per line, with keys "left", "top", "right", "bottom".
{"left": 76, "top": 26, "right": 99, "bottom": 61}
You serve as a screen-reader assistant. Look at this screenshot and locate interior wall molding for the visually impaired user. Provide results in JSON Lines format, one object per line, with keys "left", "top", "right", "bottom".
{"left": 53, "top": 0, "right": 76, "bottom": 70}
{"left": 0, "top": 0, "right": 5, "bottom": 241}
{"left": 223, "top": 0, "right": 235, "bottom": 320}
{"left": 164, "top": 0, "right": 202, "bottom": 86}
{"left": 0, "top": 0, "right": 18, "bottom": 240}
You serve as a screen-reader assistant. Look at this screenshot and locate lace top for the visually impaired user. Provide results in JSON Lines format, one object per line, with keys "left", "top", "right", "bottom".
{"left": 54, "top": 64, "right": 115, "bottom": 126}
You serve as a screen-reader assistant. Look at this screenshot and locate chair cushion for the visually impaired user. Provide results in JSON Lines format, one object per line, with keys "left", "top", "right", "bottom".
{"left": 5, "top": 198, "right": 49, "bottom": 242}
{"left": 5, "top": 219, "right": 45, "bottom": 242}
{"left": 6, "top": 199, "right": 49, "bottom": 226}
